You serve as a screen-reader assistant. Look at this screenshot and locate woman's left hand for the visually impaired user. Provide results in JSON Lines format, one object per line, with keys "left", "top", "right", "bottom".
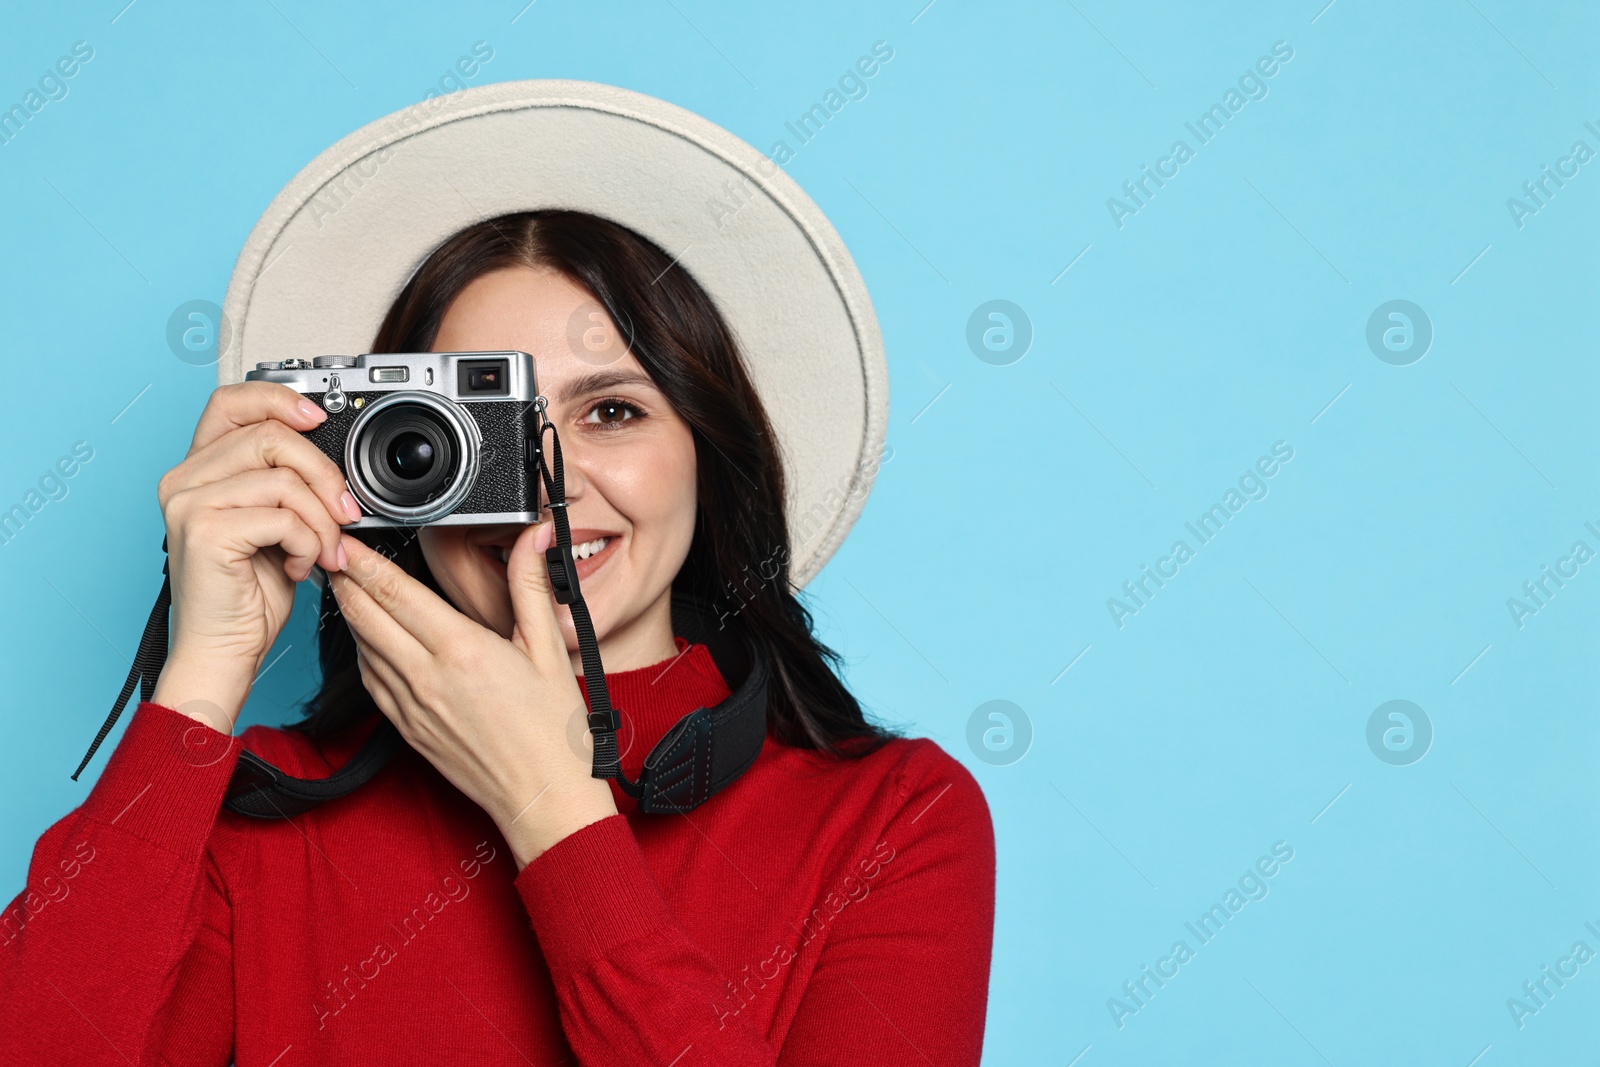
{"left": 327, "top": 523, "right": 617, "bottom": 869}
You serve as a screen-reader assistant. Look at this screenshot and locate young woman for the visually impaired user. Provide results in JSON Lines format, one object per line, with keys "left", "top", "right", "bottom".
{"left": 1, "top": 210, "right": 995, "bottom": 1064}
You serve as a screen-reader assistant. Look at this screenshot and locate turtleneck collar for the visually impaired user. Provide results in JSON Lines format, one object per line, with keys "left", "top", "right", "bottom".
{"left": 310, "top": 636, "right": 733, "bottom": 788}
{"left": 573, "top": 635, "right": 733, "bottom": 783}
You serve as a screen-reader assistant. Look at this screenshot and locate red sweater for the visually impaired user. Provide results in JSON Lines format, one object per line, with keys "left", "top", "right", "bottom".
{"left": 1, "top": 637, "right": 995, "bottom": 1065}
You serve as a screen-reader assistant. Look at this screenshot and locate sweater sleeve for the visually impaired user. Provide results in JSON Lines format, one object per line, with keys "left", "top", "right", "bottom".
{"left": 0, "top": 701, "right": 241, "bottom": 1066}
{"left": 515, "top": 814, "right": 780, "bottom": 1065}
{"left": 513, "top": 742, "right": 996, "bottom": 1066}
{"left": 776, "top": 744, "right": 996, "bottom": 1065}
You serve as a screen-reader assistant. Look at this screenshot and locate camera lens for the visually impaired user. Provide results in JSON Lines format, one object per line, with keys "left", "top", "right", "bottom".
{"left": 386, "top": 432, "right": 436, "bottom": 478}
{"left": 361, "top": 408, "right": 456, "bottom": 506}
{"left": 345, "top": 393, "right": 480, "bottom": 522}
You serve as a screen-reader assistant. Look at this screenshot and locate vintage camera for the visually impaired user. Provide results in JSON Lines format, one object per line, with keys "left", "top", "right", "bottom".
{"left": 245, "top": 351, "right": 545, "bottom": 527}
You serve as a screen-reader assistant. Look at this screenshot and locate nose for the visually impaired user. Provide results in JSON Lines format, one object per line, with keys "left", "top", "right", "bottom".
{"left": 539, "top": 428, "right": 589, "bottom": 512}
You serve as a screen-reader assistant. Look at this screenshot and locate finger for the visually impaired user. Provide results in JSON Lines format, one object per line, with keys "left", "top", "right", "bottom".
{"left": 161, "top": 418, "right": 359, "bottom": 533}
{"left": 352, "top": 634, "right": 405, "bottom": 702}
{"left": 189, "top": 381, "right": 329, "bottom": 456}
{"left": 353, "top": 640, "right": 404, "bottom": 724}
{"left": 168, "top": 467, "right": 345, "bottom": 573}
{"left": 333, "top": 535, "right": 466, "bottom": 654}
{"left": 187, "top": 507, "right": 323, "bottom": 582}
{"left": 506, "top": 520, "right": 564, "bottom": 657}
{"left": 327, "top": 555, "right": 430, "bottom": 663}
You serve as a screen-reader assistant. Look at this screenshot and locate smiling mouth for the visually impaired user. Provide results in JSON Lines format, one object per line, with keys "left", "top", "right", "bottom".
{"left": 479, "top": 535, "right": 618, "bottom": 576}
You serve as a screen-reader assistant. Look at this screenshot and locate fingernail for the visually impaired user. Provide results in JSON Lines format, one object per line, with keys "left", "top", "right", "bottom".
{"left": 534, "top": 521, "right": 554, "bottom": 553}
{"left": 341, "top": 491, "right": 361, "bottom": 521}
{"left": 336, "top": 543, "right": 348, "bottom": 570}
{"left": 299, "top": 399, "right": 328, "bottom": 423}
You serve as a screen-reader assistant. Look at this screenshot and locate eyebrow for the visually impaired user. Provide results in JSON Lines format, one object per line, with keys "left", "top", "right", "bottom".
{"left": 555, "top": 370, "right": 659, "bottom": 404}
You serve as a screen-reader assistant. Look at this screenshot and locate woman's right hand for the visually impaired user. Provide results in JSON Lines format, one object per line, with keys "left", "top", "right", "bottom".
{"left": 149, "top": 381, "right": 361, "bottom": 732}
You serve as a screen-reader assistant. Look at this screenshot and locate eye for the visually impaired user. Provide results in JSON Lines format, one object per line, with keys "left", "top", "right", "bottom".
{"left": 582, "top": 397, "right": 644, "bottom": 430}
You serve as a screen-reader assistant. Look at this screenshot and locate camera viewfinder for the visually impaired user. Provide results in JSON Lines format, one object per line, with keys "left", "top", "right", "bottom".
{"left": 458, "top": 358, "right": 510, "bottom": 396}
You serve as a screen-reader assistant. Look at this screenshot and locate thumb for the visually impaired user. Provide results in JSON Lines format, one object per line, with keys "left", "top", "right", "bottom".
{"left": 506, "top": 520, "right": 560, "bottom": 654}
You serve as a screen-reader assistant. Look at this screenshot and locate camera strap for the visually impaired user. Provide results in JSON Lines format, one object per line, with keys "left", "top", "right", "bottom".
{"left": 530, "top": 416, "right": 770, "bottom": 813}
{"left": 71, "top": 412, "right": 768, "bottom": 819}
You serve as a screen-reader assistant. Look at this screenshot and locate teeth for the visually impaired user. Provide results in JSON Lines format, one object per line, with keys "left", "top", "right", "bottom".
{"left": 573, "top": 536, "right": 611, "bottom": 561}
{"left": 487, "top": 537, "right": 611, "bottom": 566}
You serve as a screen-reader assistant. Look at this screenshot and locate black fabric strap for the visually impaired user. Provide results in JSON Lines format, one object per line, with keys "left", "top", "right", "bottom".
{"left": 633, "top": 592, "right": 770, "bottom": 813}
{"left": 73, "top": 401, "right": 768, "bottom": 818}
{"left": 70, "top": 539, "right": 171, "bottom": 782}
{"left": 222, "top": 718, "right": 405, "bottom": 818}
{"left": 530, "top": 416, "right": 641, "bottom": 797}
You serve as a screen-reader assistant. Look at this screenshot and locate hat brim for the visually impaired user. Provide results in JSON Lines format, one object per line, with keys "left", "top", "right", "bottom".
{"left": 220, "top": 79, "right": 886, "bottom": 589}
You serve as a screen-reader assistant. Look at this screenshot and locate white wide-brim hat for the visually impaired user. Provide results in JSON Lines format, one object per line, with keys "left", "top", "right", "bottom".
{"left": 219, "top": 79, "right": 887, "bottom": 588}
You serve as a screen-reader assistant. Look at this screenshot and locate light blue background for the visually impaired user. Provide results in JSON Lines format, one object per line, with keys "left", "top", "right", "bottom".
{"left": 3, "top": 1, "right": 1597, "bottom": 1062}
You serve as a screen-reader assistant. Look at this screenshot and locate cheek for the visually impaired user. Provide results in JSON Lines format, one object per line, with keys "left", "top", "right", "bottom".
{"left": 418, "top": 531, "right": 450, "bottom": 587}
{"left": 419, "top": 528, "right": 447, "bottom": 565}
{"left": 419, "top": 530, "right": 513, "bottom": 632}
{"left": 419, "top": 531, "right": 478, "bottom": 606}
{"left": 607, "top": 433, "right": 697, "bottom": 541}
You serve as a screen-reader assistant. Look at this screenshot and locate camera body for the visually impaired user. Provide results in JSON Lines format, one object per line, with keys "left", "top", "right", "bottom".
{"left": 244, "top": 351, "right": 545, "bottom": 528}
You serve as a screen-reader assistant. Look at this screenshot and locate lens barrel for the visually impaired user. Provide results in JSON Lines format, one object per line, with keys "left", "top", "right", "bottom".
{"left": 344, "top": 392, "right": 481, "bottom": 523}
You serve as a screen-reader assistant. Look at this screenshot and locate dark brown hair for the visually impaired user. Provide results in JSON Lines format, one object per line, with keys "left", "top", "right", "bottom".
{"left": 287, "top": 210, "right": 894, "bottom": 760}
